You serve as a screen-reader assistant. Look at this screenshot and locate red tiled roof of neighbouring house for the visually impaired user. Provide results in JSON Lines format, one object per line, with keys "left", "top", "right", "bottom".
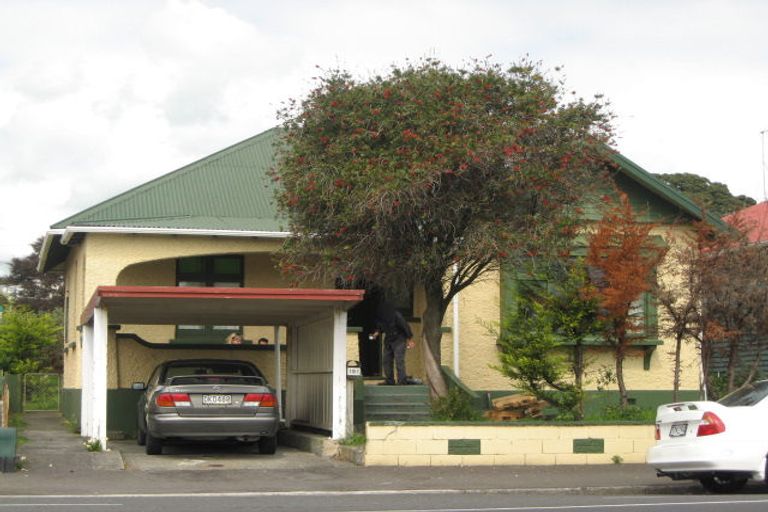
{"left": 723, "top": 201, "right": 768, "bottom": 243}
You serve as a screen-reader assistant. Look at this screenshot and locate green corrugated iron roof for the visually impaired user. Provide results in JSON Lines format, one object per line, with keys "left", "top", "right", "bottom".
{"left": 51, "top": 127, "right": 283, "bottom": 232}
{"left": 41, "top": 127, "right": 727, "bottom": 271}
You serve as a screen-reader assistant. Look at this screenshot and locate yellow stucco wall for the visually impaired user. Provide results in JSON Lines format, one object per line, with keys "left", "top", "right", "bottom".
{"left": 61, "top": 222, "right": 702, "bottom": 395}
{"left": 107, "top": 335, "right": 287, "bottom": 389}
{"left": 113, "top": 253, "right": 289, "bottom": 344}
{"left": 444, "top": 224, "right": 701, "bottom": 392}
{"left": 365, "top": 423, "right": 655, "bottom": 466}
{"left": 62, "top": 234, "right": 286, "bottom": 389}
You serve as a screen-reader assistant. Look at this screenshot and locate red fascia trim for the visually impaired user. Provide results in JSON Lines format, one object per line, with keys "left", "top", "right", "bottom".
{"left": 80, "top": 286, "right": 364, "bottom": 326}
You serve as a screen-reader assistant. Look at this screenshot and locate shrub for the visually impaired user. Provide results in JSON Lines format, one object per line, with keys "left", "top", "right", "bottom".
{"left": 431, "top": 387, "right": 483, "bottom": 421}
{"left": 591, "top": 404, "right": 655, "bottom": 422}
{"left": 339, "top": 432, "right": 366, "bottom": 446}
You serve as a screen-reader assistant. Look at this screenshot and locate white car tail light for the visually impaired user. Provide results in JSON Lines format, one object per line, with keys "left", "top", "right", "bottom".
{"left": 156, "top": 392, "right": 192, "bottom": 407}
{"left": 696, "top": 411, "right": 725, "bottom": 436}
{"left": 243, "top": 393, "right": 276, "bottom": 408}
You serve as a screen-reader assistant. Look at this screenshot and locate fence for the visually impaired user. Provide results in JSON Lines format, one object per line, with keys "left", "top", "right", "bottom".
{"left": 23, "top": 373, "right": 60, "bottom": 411}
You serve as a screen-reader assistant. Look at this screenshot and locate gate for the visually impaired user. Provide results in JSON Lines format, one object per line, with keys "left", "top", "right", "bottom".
{"left": 23, "top": 373, "right": 61, "bottom": 412}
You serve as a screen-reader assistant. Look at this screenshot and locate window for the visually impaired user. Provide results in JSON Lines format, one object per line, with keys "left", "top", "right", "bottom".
{"left": 175, "top": 255, "right": 244, "bottom": 342}
{"left": 500, "top": 262, "right": 659, "bottom": 341}
{"left": 628, "top": 291, "right": 658, "bottom": 338}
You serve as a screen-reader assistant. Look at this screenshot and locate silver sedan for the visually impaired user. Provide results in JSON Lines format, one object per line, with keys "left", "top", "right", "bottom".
{"left": 134, "top": 359, "right": 280, "bottom": 455}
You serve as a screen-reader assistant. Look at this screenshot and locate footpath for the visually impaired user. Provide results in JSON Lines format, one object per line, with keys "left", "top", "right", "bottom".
{"left": 0, "top": 411, "right": 702, "bottom": 496}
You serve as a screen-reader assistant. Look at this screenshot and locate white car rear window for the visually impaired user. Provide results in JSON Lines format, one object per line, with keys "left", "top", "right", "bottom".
{"left": 718, "top": 380, "right": 768, "bottom": 407}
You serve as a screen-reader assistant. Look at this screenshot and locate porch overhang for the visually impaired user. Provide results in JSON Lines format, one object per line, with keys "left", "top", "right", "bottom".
{"left": 80, "top": 286, "right": 364, "bottom": 326}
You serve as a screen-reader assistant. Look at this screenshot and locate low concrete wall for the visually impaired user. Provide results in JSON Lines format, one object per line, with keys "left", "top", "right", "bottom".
{"left": 365, "top": 422, "right": 654, "bottom": 466}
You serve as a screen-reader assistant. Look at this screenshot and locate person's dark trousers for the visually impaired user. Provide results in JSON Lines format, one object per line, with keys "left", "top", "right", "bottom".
{"left": 382, "top": 337, "right": 408, "bottom": 384}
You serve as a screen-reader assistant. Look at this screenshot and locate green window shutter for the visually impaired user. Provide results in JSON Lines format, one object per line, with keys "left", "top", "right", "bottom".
{"left": 645, "top": 291, "right": 658, "bottom": 337}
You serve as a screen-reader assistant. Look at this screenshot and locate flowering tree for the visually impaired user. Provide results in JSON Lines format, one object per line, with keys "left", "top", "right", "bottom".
{"left": 274, "top": 58, "right": 613, "bottom": 396}
{"left": 586, "top": 193, "right": 667, "bottom": 407}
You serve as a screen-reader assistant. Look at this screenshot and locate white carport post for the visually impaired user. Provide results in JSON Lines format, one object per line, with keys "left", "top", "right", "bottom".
{"left": 91, "top": 306, "right": 109, "bottom": 449}
{"left": 273, "top": 325, "right": 283, "bottom": 421}
{"left": 331, "top": 307, "right": 349, "bottom": 439}
{"left": 80, "top": 323, "right": 93, "bottom": 440}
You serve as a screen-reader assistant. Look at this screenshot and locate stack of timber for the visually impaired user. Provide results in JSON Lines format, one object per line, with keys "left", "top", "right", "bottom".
{"left": 485, "top": 393, "right": 549, "bottom": 421}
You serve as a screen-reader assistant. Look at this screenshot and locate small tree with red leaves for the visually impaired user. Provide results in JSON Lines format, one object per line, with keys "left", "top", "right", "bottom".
{"left": 586, "top": 193, "right": 667, "bottom": 407}
{"left": 275, "top": 58, "right": 613, "bottom": 397}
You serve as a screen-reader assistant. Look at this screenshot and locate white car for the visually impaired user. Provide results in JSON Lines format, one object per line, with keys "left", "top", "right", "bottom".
{"left": 647, "top": 380, "right": 768, "bottom": 492}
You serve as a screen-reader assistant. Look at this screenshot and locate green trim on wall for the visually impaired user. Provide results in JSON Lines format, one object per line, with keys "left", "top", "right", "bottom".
{"left": 107, "top": 389, "right": 144, "bottom": 438}
{"left": 63, "top": 387, "right": 288, "bottom": 439}
{"left": 478, "top": 389, "right": 700, "bottom": 417}
{"left": 582, "top": 389, "right": 699, "bottom": 413}
{"left": 448, "top": 439, "right": 481, "bottom": 455}
{"left": 573, "top": 438, "right": 604, "bottom": 454}
{"left": 61, "top": 388, "right": 143, "bottom": 438}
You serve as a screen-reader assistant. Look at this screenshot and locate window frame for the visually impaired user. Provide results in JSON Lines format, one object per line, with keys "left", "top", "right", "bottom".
{"left": 174, "top": 255, "right": 245, "bottom": 342}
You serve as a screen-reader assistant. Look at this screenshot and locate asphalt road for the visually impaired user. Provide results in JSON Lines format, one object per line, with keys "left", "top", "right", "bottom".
{"left": 2, "top": 491, "right": 768, "bottom": 512}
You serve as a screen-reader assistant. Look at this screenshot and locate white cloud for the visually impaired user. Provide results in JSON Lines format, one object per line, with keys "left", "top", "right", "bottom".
{"left": 0, "top": 0, "right": 767, "bottom": 272}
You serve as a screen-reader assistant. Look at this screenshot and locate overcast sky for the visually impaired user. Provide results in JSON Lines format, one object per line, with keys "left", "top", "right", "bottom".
{"left": 1, "top": 0, "right": 767, "bottom": 274}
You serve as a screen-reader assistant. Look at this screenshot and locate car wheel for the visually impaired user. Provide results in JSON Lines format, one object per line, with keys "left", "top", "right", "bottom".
{"left": 258, "top": 435, "right": 277, "bottom": 455}
{"left": 136, "top": 423, "right": 146, "bottom": 446}
{"left": 700, "top": 473, "right": 748, "bottom": 493}
{"left": 145, "top": 431, "right": 163, "bottom": 455}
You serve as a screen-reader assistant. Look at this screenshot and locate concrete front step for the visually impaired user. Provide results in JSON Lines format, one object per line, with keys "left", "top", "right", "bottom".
{"left": 364, "top": 384, "right": 429, "bottom": 395}
{"left": 364, "top": 395, "right": 431, "bottom": 405}
{"left": 363, "top": 384, "right": 432, "bottom": 422}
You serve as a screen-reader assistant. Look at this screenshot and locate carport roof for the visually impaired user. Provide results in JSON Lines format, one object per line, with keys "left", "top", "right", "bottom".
{"left": 80, "top": 286, "right": 364, "bottom": 326}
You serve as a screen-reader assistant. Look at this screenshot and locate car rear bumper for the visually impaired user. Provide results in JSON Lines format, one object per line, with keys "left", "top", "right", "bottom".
{"left": 647, "top": 440, "right": 765, "bottom": 480}
{"left": 148, "top": 413, "right": 279, "bottom": 440}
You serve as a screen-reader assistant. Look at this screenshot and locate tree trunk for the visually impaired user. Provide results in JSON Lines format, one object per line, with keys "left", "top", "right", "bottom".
{"left": 743, "top": 347, "right": 762, "bottom": 387}
{"left": 615, "top": 344, "right": 629, "bottom": 408}
{"left": 672, "top": 333, "right": 683, "bottom": 402}
{"left": 698, "top": 331, "right": 712, "bottom": 400}
{"left": 572, "top": 344, "right": 585, "bottom": 420}
{"left": 421, "top": 280, "right": 448, "bottom": 398}
{"left": 726, "top": 338, "right": 739, "bottom": 393}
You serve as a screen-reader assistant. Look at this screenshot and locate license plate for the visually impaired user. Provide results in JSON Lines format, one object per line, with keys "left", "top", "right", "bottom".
{"left": 202, "top": 394, "right": 232, "bottom": 405}
{"left": 669, "top": 423, "right": 688, "bottom": 437}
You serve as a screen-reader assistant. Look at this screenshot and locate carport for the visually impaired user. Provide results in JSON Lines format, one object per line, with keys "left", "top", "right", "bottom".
{"left": 78, "top": 285, "right": 364, "bottom": 449}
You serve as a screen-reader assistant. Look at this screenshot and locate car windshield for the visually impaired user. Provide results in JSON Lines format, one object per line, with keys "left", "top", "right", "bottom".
{"left": 163, "top": 362, "right": 262, "bottom": 381}
{"left": 718, "top": 380, "right": 768, "bottom": 407}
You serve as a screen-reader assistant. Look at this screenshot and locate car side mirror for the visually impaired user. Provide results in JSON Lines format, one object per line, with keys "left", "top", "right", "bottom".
{"left": 131, "top": 382, "right": 146, "bottom": 390}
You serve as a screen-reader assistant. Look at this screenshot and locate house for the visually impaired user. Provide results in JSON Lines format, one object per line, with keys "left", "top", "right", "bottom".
{"left": 723, "top": 201, "right": 768, "bottom": 243}
{"left": 712, "top": 201, "right": 768, "bottom": 380}
{"left": 38, "top": 127, "right": 726, "bottom": 447}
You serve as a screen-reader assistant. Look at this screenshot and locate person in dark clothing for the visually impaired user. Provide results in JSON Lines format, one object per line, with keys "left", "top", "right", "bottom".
{"left": 372, "top": 301, "right": 414, "bottom": 385}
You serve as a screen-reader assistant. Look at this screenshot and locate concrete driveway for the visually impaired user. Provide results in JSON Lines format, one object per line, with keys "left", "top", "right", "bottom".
{"left": 113, "top": 438, "right": 349, "bottom": 471}
{"left": 15, "top": 411, "right": 349, "bottom": 474}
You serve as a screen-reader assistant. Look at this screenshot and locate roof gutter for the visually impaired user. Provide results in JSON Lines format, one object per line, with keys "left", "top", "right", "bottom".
{"left": 37, "top": 226, "right": 291, "bottom": 272}
{"left": 37, "top": 229, "right": 65, "bottom": 273}
{"left": 59, "top": 226, "right": 291, "bottom": 244}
